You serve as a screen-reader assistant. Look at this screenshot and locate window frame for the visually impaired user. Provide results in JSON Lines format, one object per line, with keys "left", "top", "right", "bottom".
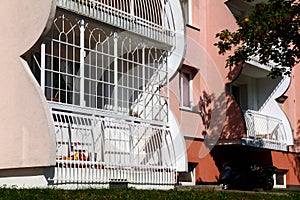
{"left": 181, "top": 0, "right": 193, "bottom": 25}
{"left": 179, "top": 68, "right": 193, "bottom": 110}
{"left": 273, "top": 171, "right": 287, "bottom": 189}
{"left": 229, "top": 83, "right": 249, "bottom": 112}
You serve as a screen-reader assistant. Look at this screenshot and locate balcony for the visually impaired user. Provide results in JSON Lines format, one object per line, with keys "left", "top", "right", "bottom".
{"left": 229, "top": 53, "right": 293, "bottom": 151}
{"left": 49, "top": 106, "right": 176, "bottom": 188}
{"left": 56, "top": 0, "right": 175, "bottom": 46}
{"left": 24, "top": 1, "right": 185, "bottom": 188}
{"left": 242, "top": 110, "right": 288, "bottom": 151}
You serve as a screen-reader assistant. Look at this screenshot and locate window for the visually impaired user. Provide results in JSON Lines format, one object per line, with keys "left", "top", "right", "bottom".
{"left": 180, "top": 69, "right": 193, "bottom": 109}
{"left": 177, "top": 162, "right": 197, "bottom": 185}
{"left": 273, "top": 170, "right": 287, "bottom": 189}
{"left": 230, "top": 84, "right": 248, "bottom": 111}
{"left": 180, "top": 0, "right": 192, "bottom": 25}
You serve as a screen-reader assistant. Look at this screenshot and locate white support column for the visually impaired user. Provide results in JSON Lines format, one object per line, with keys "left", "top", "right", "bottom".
{"left": 41, "top": 43, "right": 46, "bottom": 94}
{"left": 142, "top": 44, "right": 146, "bottom": 119}
{"left": 114, "top": 32, "right": 118, "bottom": 112}
{"left": 130, "top": 0, "right": 135, "bottom": 16}
{"left": 188, "top": 0, "right": 193, "bottom": 25}
{"left": 161, "top": 0, "right": 164, "bottom": 27}
{"left": 80, "top": 19, "right": 85, "bottom": 107}
{"left": 166, "top": 55, "right": 170, "bottom": 123}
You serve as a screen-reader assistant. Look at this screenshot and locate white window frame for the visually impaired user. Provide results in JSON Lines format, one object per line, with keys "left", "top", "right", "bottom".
{"left": 181, "top": 0, "right": 193, "bottom": 25}
{"left": 188, "top": 0, "right": 193, "bottom": 25}
{"left": 273, "top": 172, "right": 287, "bottom": 189}
{"left": 180, "top": 69, "right": 193, "bottom": 110}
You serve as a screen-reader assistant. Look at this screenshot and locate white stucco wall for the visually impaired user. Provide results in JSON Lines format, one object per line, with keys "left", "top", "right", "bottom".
{"left": 0, "top": 0, "right": 56, "bottom": 169}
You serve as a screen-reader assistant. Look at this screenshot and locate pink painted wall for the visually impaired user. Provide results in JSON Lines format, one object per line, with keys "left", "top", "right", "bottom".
{"left": 185, "top": 139, "right": 220, "bottom": 183}
{"left": 272, "top": 151, "right": 300, "bottom": 187}
{"left": 170, "top": 0, "right": 246, "bottom": 142}
{"left": 172, "top": 0, "right": 300, "bottom": 187}
{"left": 284, "top": 63, "right": 300, "bottom": 152}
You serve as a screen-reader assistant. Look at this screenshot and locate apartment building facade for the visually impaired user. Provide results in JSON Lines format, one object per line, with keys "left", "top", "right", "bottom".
{"left": 175, "top": 0, "right": 300, "bottom": 189}
{"left": 1, "top": 0, "right": 300, "bottom": 190}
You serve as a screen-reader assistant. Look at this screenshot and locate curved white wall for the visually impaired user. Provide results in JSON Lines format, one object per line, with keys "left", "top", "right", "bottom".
{"left": 0, "top": 0, "right": 56, "bottom": 169}
{"left": 167, "top": 0, "right": 186, "bottom": 80}
{"left": 260, "top": 76, "right": 294, "bottom": 146}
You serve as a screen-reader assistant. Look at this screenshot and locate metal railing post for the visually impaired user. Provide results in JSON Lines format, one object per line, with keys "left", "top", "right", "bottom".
{"left": 114, "top": 32, "right": 118, "bottom": 112}
{"left": 41, "top": 43, "right": 46, "bottom": 94}
{"left": 80, "top": 19, "right": 85, "bottom": 107}
{"left": 142, "top": 44, "right": 146, "bottom": 119}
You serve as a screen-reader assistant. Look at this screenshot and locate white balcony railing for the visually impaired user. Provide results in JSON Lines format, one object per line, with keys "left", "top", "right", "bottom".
{"left": 243, "top": 110, "right": 288, "bottom": 151}
{"left": 56, "top": 0, "right": 175, "bottom": 45}
{"left": 48, "top": 106, "right": 176, "bottom": 188}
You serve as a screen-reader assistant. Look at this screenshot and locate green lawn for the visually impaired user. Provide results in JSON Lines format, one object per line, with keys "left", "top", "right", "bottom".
{"left": 0, "top": 188, "right": 299, "bottom": 200}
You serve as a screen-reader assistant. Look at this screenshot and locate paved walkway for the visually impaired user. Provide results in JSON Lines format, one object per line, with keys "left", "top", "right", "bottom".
{"left": 175, "top": 185, "right": 289, "bottom": 196}
{"left": 176, "top": 185, "right": 222, "bottom": 191}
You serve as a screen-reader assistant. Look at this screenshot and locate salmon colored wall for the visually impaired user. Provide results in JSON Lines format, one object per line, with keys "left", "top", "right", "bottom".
{"left": 221, "top": 85, "right": 247, "bottom": 140}
{"left": 169, "top": 61, "right": 205, "bottom": 138}
{"left": 272, "top": 151, "right": 300, "bottom": 186}
{"left": 191, "top": 0, "right": 200, "bottom": 28}
{"left": 204, "top": 1, "right": 240, "bottom": 84}
{"left": 169, "top": 1, "right": 249, "bottom": 166}
{"left": 176, "top": 0, "right": 300, "bottom": 188}
{"left": 284, "top": 63, "right": 300, "bottom": 152}
{"left": 171, "top": 0, "right": 247, "bottom": 141}
{"left": 186, "top": 139, "right": 220, "bottom": 183}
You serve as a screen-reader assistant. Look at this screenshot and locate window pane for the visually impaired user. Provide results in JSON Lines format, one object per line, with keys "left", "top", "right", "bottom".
{"left": 276, "top": 173, "right": 285, "bottom": 185}
{"left": 182, "top": 72, "right": 190, "bottom": 107}
{"left": 181, "top": 0, "right": 189, "bottom": 24}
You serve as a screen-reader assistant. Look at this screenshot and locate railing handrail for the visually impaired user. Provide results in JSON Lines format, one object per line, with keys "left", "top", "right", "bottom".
{"left": 245, "top": 110, "right": 283, "bottom": 123}
{"left": 244, "top": 110, "right": 288, "bottom": 151}
{"left": 49, "top": 102, "right": 169, "bottom": 127}
{"left": 56, "top": 0, "right": 175, "bottom": 45}
{"left": 244, "top": 109, "right": 288, "bottom": 150}
{"left": 52, "top": 108, "right": 176, "bottom": 186}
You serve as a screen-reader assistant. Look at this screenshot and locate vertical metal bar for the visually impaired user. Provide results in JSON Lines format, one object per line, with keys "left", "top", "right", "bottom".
{"left": 80, "top": 19, "right": 85, "bottom": 107}
{"left": 72, "top": 36, "right": 76, "bottom": 105}
{"left": 160, "top": 0, "right": 164, "bottom": 27}
{"left": 41, "top": 43, "right": 46, "bottom": 95}
{"left": 51, "top": 37, "right": 54, "bottom": 100}
{"left": 267, "top": 116, "right": 269, "bottom": 135}
{"left": 101, "top": 45, "right": 104, "bottom": 109}
{"left": 114, "top": 32, "right": 118, "bottom": 112}
{"left": 253, "top": 114, "right": 256, "bottom": 138}
{"left": 142, "top": 44, "right": 146, "bottom": 119}
{"left": 130, "top": 0, "right": 135, "bottom": 16}
{"left": 166, "top": 55, "right": 169, "bottom": 123}
{"left": 65, "top": 35, "right": 69, "bottom": 104}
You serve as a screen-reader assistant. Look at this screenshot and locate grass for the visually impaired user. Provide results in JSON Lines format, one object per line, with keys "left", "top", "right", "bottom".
{"left": 0, "top": 188, "right": 299, "bottom": 200}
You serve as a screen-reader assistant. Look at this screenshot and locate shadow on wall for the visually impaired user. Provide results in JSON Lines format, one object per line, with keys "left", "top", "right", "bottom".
{"left": 294, "top": 120, "right": 300, "bottom": 151}
{"left": 198, "top": 91, "right": 212, "bottom": 137}
{"left": 197, "top": 88, "right": 246, "bottom": 141}
{"left": 197, "top": 90, "right": 227, "bottom": 145}
{"left": 221, "top": 86, "right": 247, "bottom": 139}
